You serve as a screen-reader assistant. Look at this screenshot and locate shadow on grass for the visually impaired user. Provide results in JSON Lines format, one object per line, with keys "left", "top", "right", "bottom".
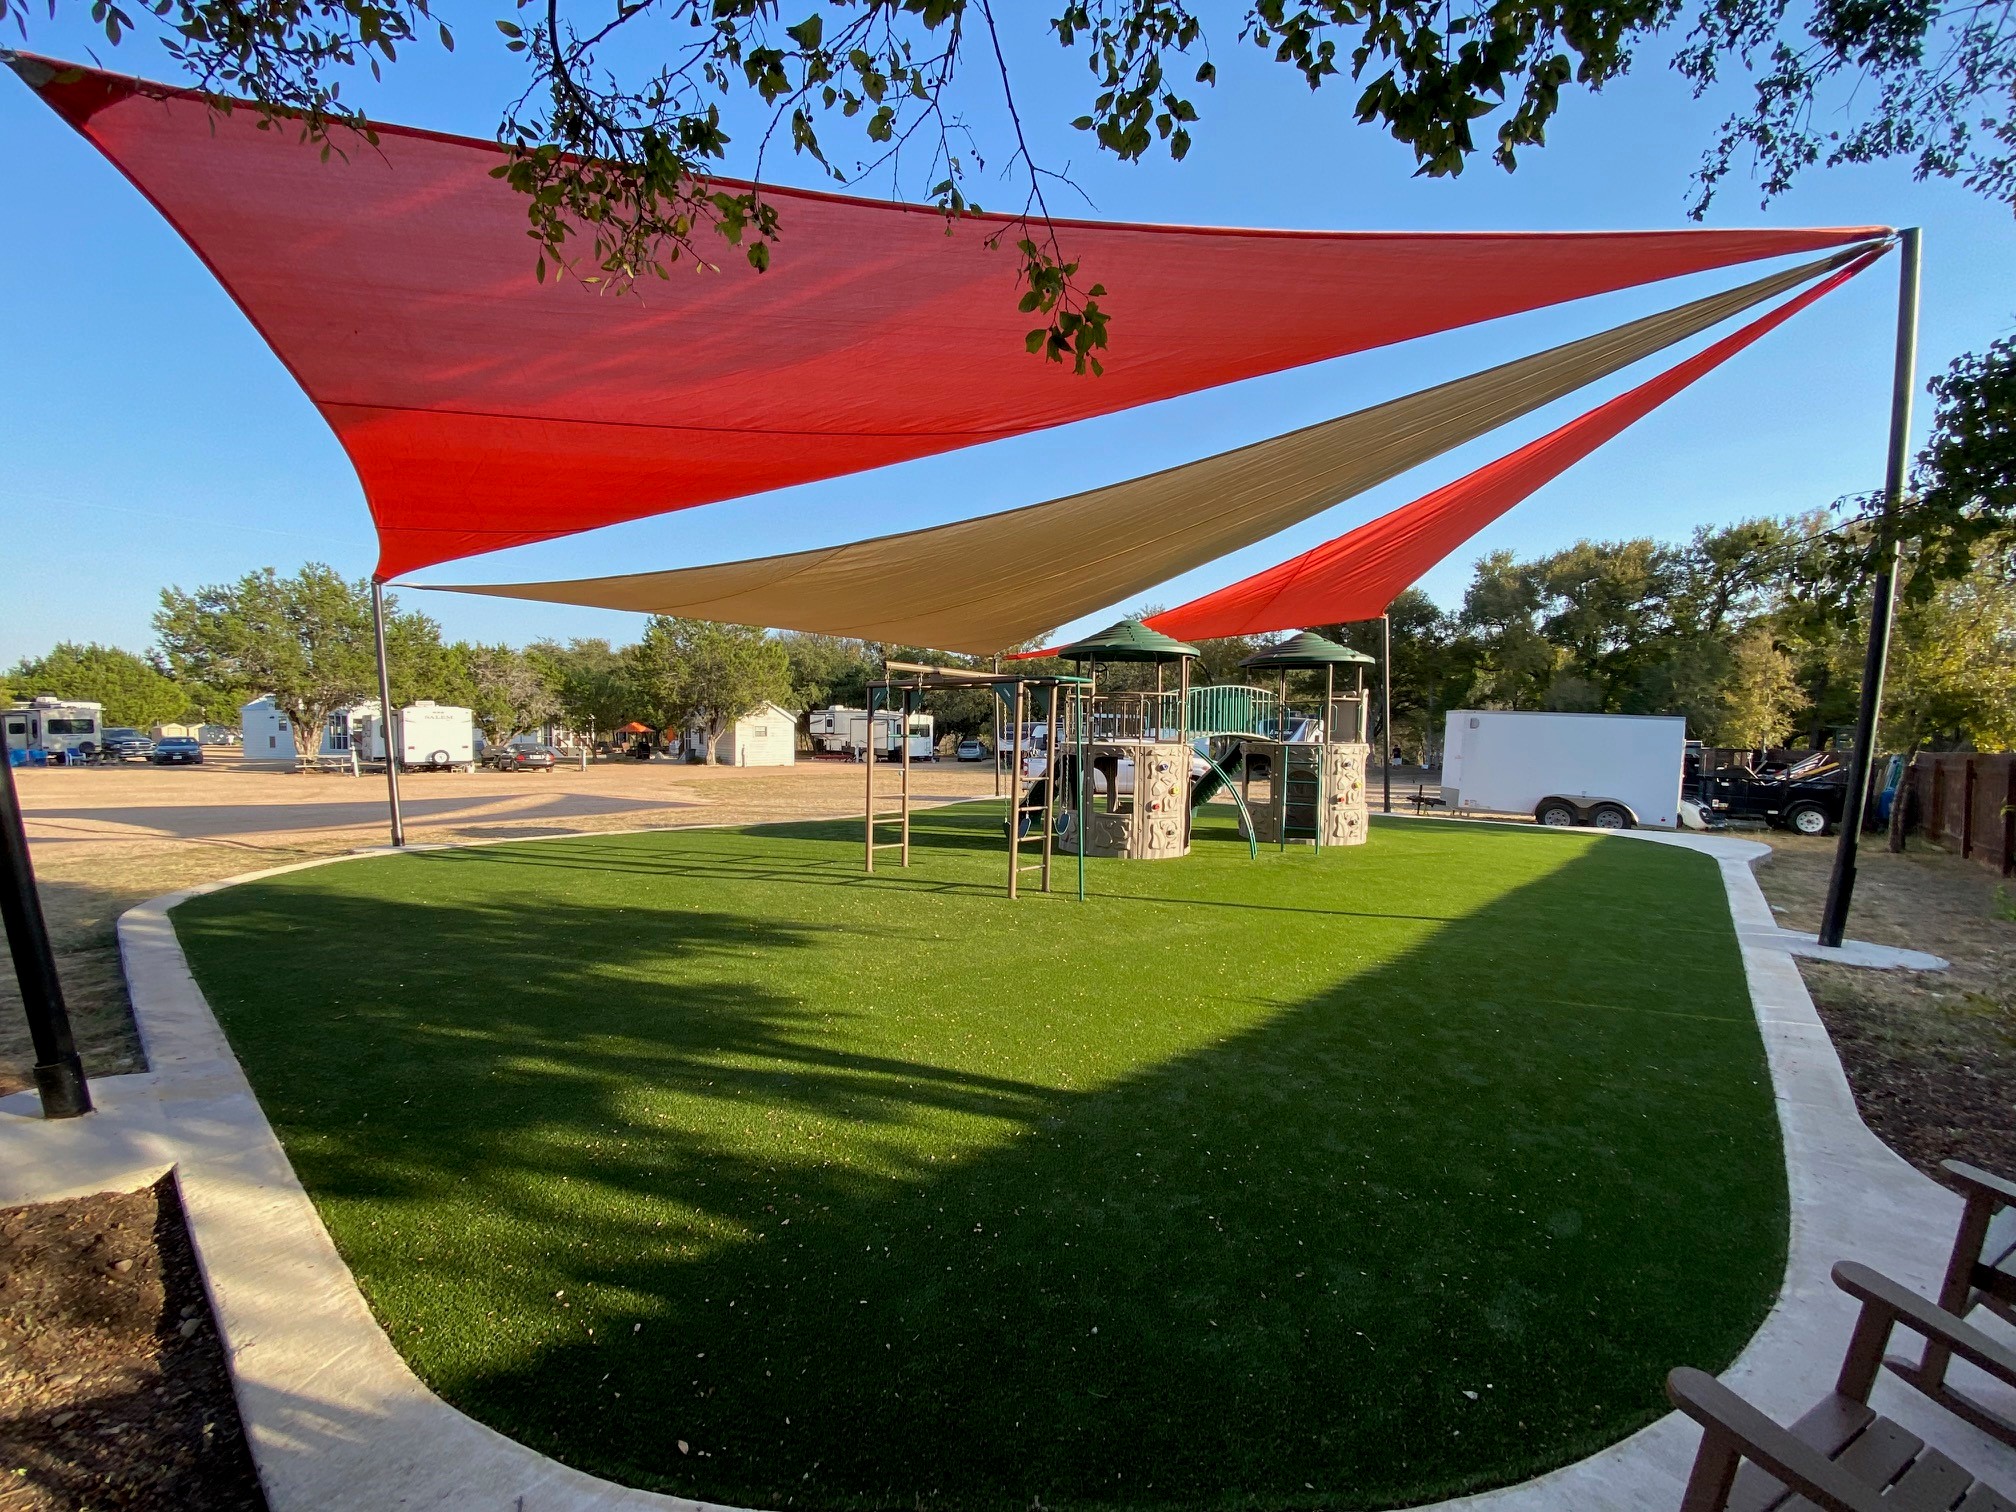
{"left": 170, "top": 827, "right": 1783, "bottom": 1512}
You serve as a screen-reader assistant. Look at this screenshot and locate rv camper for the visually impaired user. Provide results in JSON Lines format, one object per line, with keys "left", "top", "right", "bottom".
{"left": 358, "top": 702, "right": 478, "bottom": 771}
{"left": 806, "top": 707, "right": 934, "bottom": 761}
{"left": 5, "top": 697, "right": 105, "bottom": 760}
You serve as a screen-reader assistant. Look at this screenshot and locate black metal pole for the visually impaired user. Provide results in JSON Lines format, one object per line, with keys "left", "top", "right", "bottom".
{"left": 371, "top": 578, "right": 406, "bottom": 848}
{"left": 1380, "top": 612, "right": 1393, "bottom": 814}
{"left": 1819, "top": 228, "right": 1919, "bottom": 949}
{"left": 0, "top": 752, "right": 91, "bottom": 1118}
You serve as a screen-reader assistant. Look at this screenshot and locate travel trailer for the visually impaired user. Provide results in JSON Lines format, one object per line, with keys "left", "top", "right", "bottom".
{"left": 806, "top": 707, "right": 935, "bottom": 761}
{"left": 4, "top": 697, "right": 105, "bottom": 759}
{"left": 358, "top": 702, "right": 478, "bottom": 771}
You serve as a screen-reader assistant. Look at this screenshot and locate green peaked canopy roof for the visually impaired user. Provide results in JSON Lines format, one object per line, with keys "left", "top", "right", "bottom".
{"left": 1054, "top": 618, "right": 1200, "bottom": 663}
{"left": 1240, "top": 631, "right": 1376, "bottom": 670}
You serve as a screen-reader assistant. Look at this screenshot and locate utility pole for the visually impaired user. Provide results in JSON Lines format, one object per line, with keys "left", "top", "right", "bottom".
{"left": 1819, "top": 228, "right": 1920, "bottom": 949}
{"left": 0, "top": 752, "right": 91, "bottom": 1117}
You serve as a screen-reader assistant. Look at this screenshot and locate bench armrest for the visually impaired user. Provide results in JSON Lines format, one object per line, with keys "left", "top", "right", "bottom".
{"left": 1665, "top": 1369, "right": 1884, "bottom": 1512}
{"left": 1832, "top": 1262, "right": 2016, "bottom": 1386}
{"left": 1943, "top": 1160, "right": 2016, "bottom": 1208}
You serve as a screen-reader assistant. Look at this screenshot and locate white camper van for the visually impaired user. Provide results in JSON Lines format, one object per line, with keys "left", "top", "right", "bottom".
{"left": 5, "top": 697, "right": 104, "bottom": 759}
{"left": 1440, "top": 710, "right": 1685, "bottom": 830}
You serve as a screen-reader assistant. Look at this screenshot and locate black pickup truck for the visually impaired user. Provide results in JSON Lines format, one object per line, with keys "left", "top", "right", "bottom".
{"left": 1683, "top": 749, "right": 1848, "bottom": 836}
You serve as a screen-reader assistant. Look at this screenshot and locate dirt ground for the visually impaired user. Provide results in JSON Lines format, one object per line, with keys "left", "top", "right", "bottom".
{"left": 1752, "top": 831, "right": 2016, "bottom": 1182}
{"left": 1, "top": 754, "right": 1003, "bottom": 1095}
{"left": 0, "top": 1176, "right": 265, "bottom": 1511}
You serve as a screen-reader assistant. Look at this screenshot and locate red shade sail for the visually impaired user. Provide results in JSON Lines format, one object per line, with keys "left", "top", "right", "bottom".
{"left": 1141, "top": 249, "right": 1882, "bottom": 644}
{"left": 12, "top": 55, "right": 1888, "bottom": 580}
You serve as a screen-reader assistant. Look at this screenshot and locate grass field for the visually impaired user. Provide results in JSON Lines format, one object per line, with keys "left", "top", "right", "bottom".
{"left": 171, "top": 808, "right": 1784, "bottom": 1511}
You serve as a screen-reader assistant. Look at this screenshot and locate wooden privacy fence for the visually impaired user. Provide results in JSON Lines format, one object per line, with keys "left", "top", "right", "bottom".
{"left": 1907, "top": 752, "right": 2016, "bottom": 877}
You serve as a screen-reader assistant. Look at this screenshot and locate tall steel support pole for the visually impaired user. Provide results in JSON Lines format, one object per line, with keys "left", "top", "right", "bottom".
{"left": 1819, "top": 228, "right": 1920, "bottom": 949}
{"left": 991, "top": 655, "right": 1002, "bottom": 798}
{"left": 0, "top": 752, "right": 91, "bottom": 1117}
{"left": 370, "top": 578, "right": 406, "bottom": 848}
{"left": 1380, "top": 612, "right": 1394, "bottom": 814}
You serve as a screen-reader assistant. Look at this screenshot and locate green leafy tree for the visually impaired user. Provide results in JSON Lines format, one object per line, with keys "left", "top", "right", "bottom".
{"left": 779, "top": 633, "right": 878, "bottom": 721}
{"left": 460, "top": 642, "right": 563, "bottom": 747}
{"left": 3, "top": 642, "right": 193, "bottom": 729}
{"left": 1883, "top": 548, "right": 2016, "bottom": 752}
{"left": 527, "top": 638, "right": 635, "bottom": 738}
{"left": 1712, "top": 627, "right": 1805, "bottom": 749}
{"left": 153, "top": 564, "right": 449, "bottom": 758}
{"left": 1904, "top": 338, "right": 2016, "bottom": 593}
{"left": 628, "top": 617, "right": 791, "bottom": 764}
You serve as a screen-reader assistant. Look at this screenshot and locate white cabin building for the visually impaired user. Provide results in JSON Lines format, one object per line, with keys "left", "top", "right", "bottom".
{"left": 686, "top": 701, "right": 797, "bottom": 767}
{"left": 240, "top": 697, "right": 380, "bottom": 762}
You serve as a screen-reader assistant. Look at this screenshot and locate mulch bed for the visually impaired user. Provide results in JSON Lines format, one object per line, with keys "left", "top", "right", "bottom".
{"left": 1754, "top": 832, "right": 2016, "bottom": 1188}
{"left": 0, "top": 1175, "right": 266, "bottom": 1512}
{"left": 1813, "top": 997, "right": 2016, "bottom": 1182}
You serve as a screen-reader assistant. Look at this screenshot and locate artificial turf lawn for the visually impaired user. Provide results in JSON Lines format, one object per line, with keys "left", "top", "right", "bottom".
{"left": 171, "top": 807, "right": 1784, "bottom": 1511}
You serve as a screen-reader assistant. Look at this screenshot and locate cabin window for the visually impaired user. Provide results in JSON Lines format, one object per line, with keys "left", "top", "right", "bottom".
{"left": 46, "top": 718, "right": 96, "bottom": 735}
{"left": 752, "top": 726, "right": 769, "bottom": 738}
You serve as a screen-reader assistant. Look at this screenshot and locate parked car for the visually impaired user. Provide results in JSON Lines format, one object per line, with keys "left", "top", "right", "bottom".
{"left": 956, "top": 738, "right": 990, "bottom": 762}
{"left": 490, "top": 744, "right": 558, "bottom": 773}
{"left": 101, "top": 727, "right": 156, "bottom": 761}
{"left": 150, "top": 736, "right": 204, "bottom": 766}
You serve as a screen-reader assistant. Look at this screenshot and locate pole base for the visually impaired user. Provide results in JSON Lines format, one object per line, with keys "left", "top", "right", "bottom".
{"left": 33, "top": 1053, "right": 93, "bottom": 1119}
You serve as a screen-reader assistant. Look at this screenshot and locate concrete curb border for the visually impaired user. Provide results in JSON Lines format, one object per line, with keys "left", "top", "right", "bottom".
{"left": 3, "top": 822, "right": 2011, "bottom": 1509}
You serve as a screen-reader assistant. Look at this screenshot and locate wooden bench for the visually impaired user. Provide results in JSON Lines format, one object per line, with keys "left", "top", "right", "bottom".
{"left": 1667, "top": 1261, "right": 2016, "bottom": 1512}
{"left": 1885, "top": 1161, "right": 2016, "bottom": 1448}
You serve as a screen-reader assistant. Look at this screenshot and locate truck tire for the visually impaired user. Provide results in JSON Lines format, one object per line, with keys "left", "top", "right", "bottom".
{"left": 1785, "top": 802, "right": 1833, "bottom": 837}
{"left": 1588, "top": 802, "right": 1633, "bottom": 830}
{"left": 1535, "top": 799, "right": 1579, "bottom": 828}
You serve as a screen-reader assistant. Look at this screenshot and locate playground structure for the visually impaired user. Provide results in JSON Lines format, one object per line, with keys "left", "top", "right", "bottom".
{"left": 862, "top": 624, "right": 1384, "bottom": 901}
{"left": 1052, "top": 620, "right": 1203, "bottom": 864}
{"left": 865, "top": 663, "right": 1092, "bottom": 899}
{"left": 1228, "top": 633, "right": 1377, "bottom": 850}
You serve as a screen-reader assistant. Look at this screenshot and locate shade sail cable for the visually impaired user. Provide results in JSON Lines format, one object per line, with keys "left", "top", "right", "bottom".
{"left": 1139, "top": 248, "right": 1887, "bottom": 642}
{"left": 432, "top": 246, "right": 1880, "bottom": 655}
{"left": 9, "top": 52, "right": 1890, "bottom": 579}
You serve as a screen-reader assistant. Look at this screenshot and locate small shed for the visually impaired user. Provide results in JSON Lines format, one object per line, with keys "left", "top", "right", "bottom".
{"left": 688, "top": 701, "right": 797, "bottom": 767}
{"left": 239, "top": 696, "right": 298, "bottom": 760}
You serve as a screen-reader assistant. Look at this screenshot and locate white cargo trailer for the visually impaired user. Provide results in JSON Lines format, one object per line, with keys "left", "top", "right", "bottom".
{"left": 1440, "top": 710, "right": 1684, "bottom": 830}
{"left": 359, "top": 701, "right": 478, "bottom": 771}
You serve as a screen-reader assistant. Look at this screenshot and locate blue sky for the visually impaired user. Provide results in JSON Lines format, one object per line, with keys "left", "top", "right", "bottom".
{"left": 2, "top": 5, "right": 2011, "bottom": 666}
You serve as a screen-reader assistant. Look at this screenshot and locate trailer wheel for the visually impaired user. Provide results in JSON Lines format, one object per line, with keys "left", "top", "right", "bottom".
{"left": 1535, "top": 799, "right": 1579, "bottom": 828}
{"left": 1588, "top": 802, "right": 1633, "bottom": 830}
{"left": 1785, "top": 802, "right": 1833, "bottom": 837}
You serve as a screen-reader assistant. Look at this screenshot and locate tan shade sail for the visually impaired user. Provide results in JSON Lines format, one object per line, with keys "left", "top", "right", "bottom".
{"left": 433, "top": 248, "right": 1872, "bottom": 654}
